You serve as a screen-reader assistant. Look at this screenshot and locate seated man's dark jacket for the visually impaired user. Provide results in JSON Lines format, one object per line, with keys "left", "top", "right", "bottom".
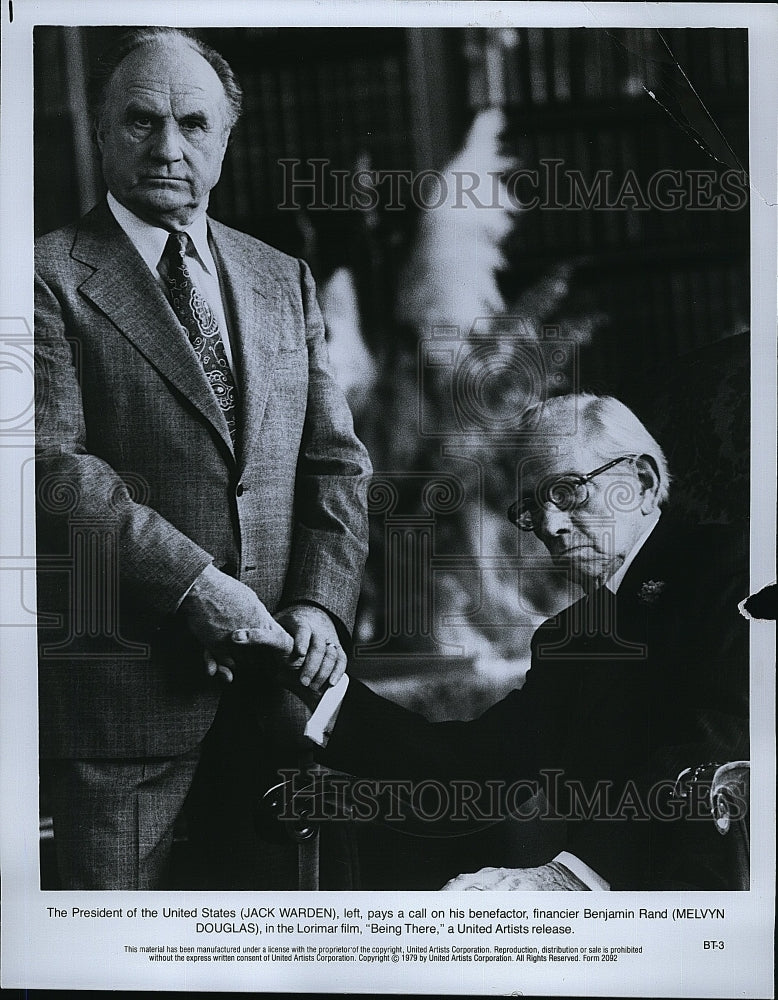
{"left": 320, "top": 515, "right": 749, "bottom": 890}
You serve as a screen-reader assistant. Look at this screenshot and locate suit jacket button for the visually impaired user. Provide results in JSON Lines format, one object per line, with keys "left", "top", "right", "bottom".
{"left": 236, "top": 482, "right": 245, "bottom": 497}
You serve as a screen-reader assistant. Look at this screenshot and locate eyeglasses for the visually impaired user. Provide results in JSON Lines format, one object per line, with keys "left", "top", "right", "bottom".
{"left": 508, "top": 455, "right": 637, "bottom": 531}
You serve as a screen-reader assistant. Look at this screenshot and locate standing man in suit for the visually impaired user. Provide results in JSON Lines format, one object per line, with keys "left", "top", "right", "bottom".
{"left": 35, "top": 27, "right": 371, "bottom": 890}
{"left": 252, "top": 393, "right": 748, "bottom": 890}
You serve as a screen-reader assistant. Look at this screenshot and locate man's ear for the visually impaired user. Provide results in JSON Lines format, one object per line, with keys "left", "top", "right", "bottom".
{"left": 635, "top": 454, "right": 660, "bottom": 513}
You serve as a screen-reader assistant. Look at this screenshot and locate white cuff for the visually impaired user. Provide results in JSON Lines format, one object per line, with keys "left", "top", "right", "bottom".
{"left": 303, "top": 674, "right": 349, "bottom": 747}
{"left": 553, "top": 851, "right": 611, "bottom": 890}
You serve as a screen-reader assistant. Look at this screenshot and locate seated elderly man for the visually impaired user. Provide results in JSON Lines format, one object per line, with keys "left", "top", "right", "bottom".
{"left": 235, "top": 393, "right": 749, "bottom": 890}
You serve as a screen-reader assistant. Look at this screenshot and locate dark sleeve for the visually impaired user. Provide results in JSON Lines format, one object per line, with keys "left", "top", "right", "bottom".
{"left": 319, "top": 668, "right": 557, "bottom": 787}
{"left": 650, "top": 522, "right": 750, "bottom": 778}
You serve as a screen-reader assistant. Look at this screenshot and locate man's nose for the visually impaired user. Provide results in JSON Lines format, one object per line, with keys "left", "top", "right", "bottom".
{"left": 535, "top": 504, "right": 572, "bottom": 537}
{"left": 149, "top": 121, "right": 184, "bottom": 162}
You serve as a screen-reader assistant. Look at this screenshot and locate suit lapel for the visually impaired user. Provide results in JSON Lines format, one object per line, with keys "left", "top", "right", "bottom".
{"left": 618, "top": 514, "right": 681, "bottom": 614}
{"left": 208, "top": 218, "right": 284, "bottom": 466}
{"left": 72, "top": 202, "right": 235, "bottom": 457}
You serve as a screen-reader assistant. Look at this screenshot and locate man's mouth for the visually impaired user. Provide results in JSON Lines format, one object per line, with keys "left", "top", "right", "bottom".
{"left": 553, "top": 544, "right": 599, "bottom": 559}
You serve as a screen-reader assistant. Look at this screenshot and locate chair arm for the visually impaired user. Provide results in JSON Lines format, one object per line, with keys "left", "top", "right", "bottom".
{"left": 710, "top": 761, "right": 750, "bottom": 836}
{"left": 671, "top": 759, "right": 750, "bottom": 891}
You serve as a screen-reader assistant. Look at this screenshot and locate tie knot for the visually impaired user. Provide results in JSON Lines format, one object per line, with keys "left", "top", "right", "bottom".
{"left": 165, "top": 231, "right": 189, "bottom": 261}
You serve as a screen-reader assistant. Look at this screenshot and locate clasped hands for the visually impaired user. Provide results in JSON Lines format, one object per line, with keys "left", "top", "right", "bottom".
{"left": 179, "top": 563, "right": 346, "bottom": 700}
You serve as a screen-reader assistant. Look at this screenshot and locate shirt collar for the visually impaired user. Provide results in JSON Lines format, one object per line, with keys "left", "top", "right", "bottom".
{"left": 106, "top": 193, "right": 217, "bottom": 277}
{"left": 605, "top": 509, "right": 662, "bottom": 594}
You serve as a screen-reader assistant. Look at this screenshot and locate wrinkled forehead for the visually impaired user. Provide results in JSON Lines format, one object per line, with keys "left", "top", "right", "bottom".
{"left": 105, "top": 39, "right": 227, "bottom": 115}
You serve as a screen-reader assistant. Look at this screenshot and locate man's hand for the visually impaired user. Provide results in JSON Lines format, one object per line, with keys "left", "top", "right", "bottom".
{"left": 440, "top": 862, "right": 589, "bottom": 891}
{"left": 274, "top": 605, "right": 348, "bottom": 691}
{"left": 231, "top": 604, "right": 346, "bottom": 693}
{"left": 179, "top": 563, "right": 294, "bottom": 680}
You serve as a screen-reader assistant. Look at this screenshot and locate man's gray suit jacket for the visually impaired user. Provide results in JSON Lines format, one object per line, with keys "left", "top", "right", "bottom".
{"left": 35, "top": 200, "right": 371, "bottom": 761}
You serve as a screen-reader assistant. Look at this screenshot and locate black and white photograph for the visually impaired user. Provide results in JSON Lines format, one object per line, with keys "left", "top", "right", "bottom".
{"left": 1, "top": 1, "right": 775, "bottom": 995}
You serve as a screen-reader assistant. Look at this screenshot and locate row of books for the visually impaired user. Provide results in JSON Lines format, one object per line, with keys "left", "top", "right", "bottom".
{"left": 462, "top": 26, "right": 747, "bottom": 110}
{"left": 507, "top": 214, "right": 749, "bottom": 275}
{"left": 208, "top": 30, "right": 748, "bottom": 253}
{"left": 580, "top": 258, "right": 749, "bottom": 388}
{"left": 212, "top": 131, "right": 749, "bottom": 259}
{"left": 212, "top": 53, "right": 413, "bottom": 223}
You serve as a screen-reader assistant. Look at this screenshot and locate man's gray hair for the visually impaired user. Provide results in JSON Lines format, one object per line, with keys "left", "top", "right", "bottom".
{"left": 89, "top": 27, "right": 243, "bottom": 131}
{"left": 522, "top": 393, "right": 672, "bottom": 504}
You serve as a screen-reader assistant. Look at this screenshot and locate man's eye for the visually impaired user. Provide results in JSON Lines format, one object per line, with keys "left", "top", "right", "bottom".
{"left": 181, "top": 118, "right": 207, "bottom": 132}
{"left": 130, "top": 116, "right": 152, "bottom": 129}
{"left": 547, "top": 480, "right": 578, "bottom": 506}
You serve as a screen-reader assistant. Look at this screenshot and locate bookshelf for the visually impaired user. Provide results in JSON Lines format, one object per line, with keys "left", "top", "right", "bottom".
{"left": 458, "top": 26, "right": 749, "bottom": 388}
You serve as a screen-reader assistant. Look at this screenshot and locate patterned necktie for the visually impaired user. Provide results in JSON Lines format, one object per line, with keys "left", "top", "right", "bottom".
{"left": 161, "top": 231, "right": 237, "bottom": 444}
